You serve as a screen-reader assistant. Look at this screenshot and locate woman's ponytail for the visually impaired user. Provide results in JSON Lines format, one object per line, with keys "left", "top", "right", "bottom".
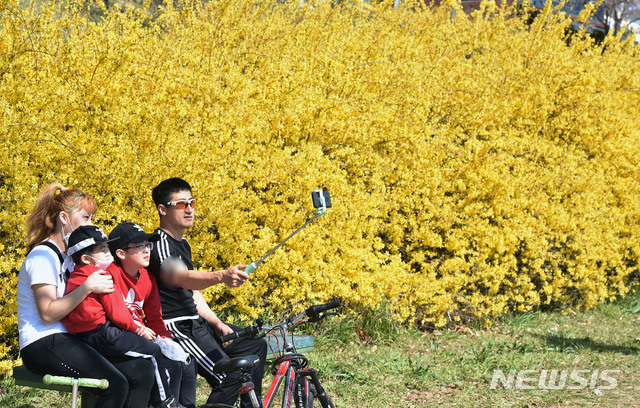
{"left": 26, "top": 183, "right": 97, "bottom": 253}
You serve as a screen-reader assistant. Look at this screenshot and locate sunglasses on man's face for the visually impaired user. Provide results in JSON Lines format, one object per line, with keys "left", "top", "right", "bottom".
{"left": 165, "top": 198, "right": 196, "bottom": 210}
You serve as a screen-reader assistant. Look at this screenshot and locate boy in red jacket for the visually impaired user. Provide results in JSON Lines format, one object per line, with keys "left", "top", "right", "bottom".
{"left": 108, "top": 222, "right": 196, "bottom": 408}
{"left": 63, "top": 225, "right": 185, "bottom": 408}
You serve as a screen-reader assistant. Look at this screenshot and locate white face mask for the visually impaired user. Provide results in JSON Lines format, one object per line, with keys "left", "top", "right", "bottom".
{"left": 60, "top": 213, "right": 75, "bottom": 245}
{"left": 89, "top": 253, "right": 114, "bottom": 271}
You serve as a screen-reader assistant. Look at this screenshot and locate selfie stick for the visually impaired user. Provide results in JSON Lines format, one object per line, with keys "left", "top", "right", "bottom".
{"left": 244, "top": 190, "right": 329, "bottom": 274}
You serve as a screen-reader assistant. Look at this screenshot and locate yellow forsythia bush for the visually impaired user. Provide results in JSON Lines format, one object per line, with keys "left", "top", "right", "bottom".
{"left": 1, "top": 0, "right": 640, "bottom": 372}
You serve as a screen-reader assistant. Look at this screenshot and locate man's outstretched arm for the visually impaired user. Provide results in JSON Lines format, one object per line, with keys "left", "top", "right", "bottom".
{"left": 169, "top": 264, "right": 249, "bottom": 290}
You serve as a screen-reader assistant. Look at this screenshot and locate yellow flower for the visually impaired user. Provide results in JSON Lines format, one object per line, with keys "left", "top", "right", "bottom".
{"left": 0, "top": 0, "right": 638, "bottom": 368}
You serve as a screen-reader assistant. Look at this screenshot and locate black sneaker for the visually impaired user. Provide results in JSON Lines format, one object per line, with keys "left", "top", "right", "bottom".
{"left": 155, "top": 396, "right": 186, "bottom": 408}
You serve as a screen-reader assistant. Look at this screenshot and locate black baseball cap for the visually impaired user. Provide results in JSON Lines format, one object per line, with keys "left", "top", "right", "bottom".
{"left": 68, "top": 225, "right": 117, "bottom": 257}
{"left": 108, "top": 223, "right": 160, "bottom": 254}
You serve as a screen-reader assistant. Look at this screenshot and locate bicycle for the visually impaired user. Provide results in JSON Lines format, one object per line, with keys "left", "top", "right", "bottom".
{"left": 202, "top": 300, "right": 341, "bottom": 408}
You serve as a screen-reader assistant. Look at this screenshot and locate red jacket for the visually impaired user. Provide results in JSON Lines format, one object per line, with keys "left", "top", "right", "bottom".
{"left": 63, "top": 264, "right": 139, "bottom": 333}
{"left": 62, "top": 263, "right": 171, "bottom": 338}
{"left": 108, "top": 262, "right": 171, "bottom": 338}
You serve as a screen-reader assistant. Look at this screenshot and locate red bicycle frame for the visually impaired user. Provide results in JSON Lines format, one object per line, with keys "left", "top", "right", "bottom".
{"left": 262, "top": 358, "right": 297, "bottom": 408}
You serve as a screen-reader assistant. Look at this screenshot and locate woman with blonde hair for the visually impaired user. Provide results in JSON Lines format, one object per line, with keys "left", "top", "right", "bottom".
{"left": 17, "top": 183, "right": 155, "bottom": 408}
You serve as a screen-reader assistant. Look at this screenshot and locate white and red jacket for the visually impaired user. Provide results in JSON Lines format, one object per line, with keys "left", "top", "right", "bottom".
{"left": 63, "top": 263, "right": 171, "bottom": 338}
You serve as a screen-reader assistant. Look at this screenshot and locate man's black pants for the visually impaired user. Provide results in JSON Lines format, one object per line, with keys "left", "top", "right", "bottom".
{"left": 166, "top": 317, "right": 268, "bottom": 408}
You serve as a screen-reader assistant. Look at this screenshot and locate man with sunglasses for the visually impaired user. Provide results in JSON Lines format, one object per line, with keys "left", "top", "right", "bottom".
{"left": 147, "top": 178, "right": 267, "bottom": 408}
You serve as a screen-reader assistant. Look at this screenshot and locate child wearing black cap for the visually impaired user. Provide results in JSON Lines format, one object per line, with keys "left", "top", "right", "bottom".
{"left": 107, "top": 223, "right": 196, "bottom": 408}
{"left": 62, "top": 225, "right": 185, "bottom": 408}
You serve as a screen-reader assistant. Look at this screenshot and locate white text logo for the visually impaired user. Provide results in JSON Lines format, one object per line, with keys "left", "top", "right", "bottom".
{"left": 490, "top": 369, "right": 620, "bottom": 390}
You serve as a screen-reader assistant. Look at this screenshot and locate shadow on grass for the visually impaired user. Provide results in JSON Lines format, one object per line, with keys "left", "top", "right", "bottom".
{"left": 533, "top": 333, "right": 640, "bottom": 355}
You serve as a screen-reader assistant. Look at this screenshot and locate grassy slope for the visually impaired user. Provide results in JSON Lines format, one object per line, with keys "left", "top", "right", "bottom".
{"left": 316, "top": 296, "right": 640, "bottom": 408}
{"left": 2, "top": 293, "right": 640, "bottom": 407}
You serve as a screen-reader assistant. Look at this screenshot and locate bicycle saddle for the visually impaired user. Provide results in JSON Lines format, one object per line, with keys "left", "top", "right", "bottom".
{"left": 212, "top": 355, "right": 260, "bottom": 374}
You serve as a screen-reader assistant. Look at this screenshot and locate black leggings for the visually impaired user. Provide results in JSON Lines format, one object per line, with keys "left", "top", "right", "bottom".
{"left": 21, "top": 333, "right": 155, "bottom": 408}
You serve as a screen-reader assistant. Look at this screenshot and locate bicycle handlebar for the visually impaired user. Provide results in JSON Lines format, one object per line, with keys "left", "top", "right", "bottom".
{"left": 220, "top": 300, "right": 341, "bottom": 343}
{"left": 305, "top": 300, "right": 341, "bottom": 320}
{"left": 43, "top": 374, "right": 109, "bottom": 390}
{"left": 220, "top": 321, "right": 262, "bottom": 343}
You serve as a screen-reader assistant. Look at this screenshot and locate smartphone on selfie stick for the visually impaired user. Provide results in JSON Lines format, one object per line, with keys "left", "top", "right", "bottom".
{"left": 244, "top": 189, "right": 332, "bottom": 274}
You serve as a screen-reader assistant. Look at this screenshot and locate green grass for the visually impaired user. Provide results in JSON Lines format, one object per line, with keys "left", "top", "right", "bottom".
{"left": 312, "top": 295, "right": 640, "bottom": 407}
{"left": 2, "top": 294, "right": 640, "bottom": 407}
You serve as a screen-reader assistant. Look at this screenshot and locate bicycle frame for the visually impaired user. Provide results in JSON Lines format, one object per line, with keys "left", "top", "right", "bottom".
{"left": 259, "top": 356, "right": 334, "bottom": 408}
{"left": 262, "top": 357, "right": 295, "bottom": 408}
{"left": 261, "top": 316, "right": 308, "bottom": 408}
{"left": 243, "top": 318, "right": 335, "bottom": 408}
{"left": 224, "top": 301, "right": 340, "bottom": 408}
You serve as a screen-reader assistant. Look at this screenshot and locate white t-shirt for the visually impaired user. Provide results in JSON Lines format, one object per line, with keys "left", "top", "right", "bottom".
{"left": 17, "top": 240, "right": 74, "bottom": 349}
